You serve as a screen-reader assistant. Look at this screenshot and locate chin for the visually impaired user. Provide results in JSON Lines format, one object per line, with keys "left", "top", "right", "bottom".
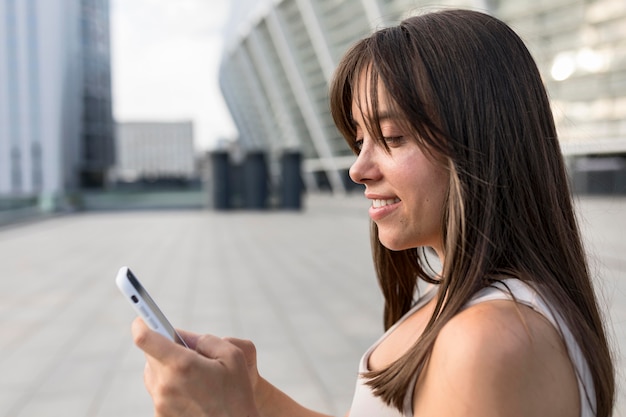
{"left": 377, "top": 235, "right": 414, "bottom": 252}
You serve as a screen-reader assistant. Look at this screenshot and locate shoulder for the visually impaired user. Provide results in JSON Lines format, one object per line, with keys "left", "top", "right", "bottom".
{"left": 437, "top": 300, "right": 542, "bottom": 363}
{"left": 433, "top": 301, "right": 549, "bottom": 392}
{"left": 412, "top": 300, "right": 579, "bottom": 417}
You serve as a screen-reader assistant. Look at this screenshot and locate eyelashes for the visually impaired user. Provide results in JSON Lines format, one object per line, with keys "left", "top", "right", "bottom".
{"left": 353, "top": 136, "right": 406, "bottom": 153}
{"left": 382, "top": 136, "right": 406, "bottom": 146}
{"left": 354, "top": 138, "right": 364, "bottom": 153}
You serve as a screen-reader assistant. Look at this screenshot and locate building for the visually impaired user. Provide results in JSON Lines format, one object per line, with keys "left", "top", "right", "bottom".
{"left": 80, "top": 0, "right": 115, "bottom": 189}
{"left": 0, "top": 0, "right": 114, "bottom": 211}
{"left": 113, "top": 121, "right": 197, "bottom": 185}
{"left": 219, "top": 0, "right": 626, "bottom": 195}
{"left": 498, "top": 0, "right": 626, "bottom": 194}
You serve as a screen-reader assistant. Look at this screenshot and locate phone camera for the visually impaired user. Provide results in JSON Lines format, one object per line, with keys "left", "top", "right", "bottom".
{"left": 131, "top": 295, "right": 139, "bottom": 304}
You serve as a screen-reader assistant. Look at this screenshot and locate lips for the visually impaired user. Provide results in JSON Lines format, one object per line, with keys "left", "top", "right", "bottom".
{"left": 367, "top": 196, "right": 401, "bottom": 221}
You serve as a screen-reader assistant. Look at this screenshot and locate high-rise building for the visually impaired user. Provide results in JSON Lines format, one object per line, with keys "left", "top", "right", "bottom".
{"left": 219, "top": 0, "right": 626, "bottom": 195}
{"left": 0, "top": 0, "right": 114, "bottom": 211}
{"left": 80, "top": 0, "right": 115, "bottom": 189}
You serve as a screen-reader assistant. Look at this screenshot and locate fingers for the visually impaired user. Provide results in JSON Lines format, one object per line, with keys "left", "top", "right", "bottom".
{"left": 132, "top": 317, "right": 256, "bottom": 371}
{"left": 194, "top": 335, "right": 257, "bottom": 376}
{"left": 223, "top": 337, "right": 257, "bottom": 367}
{"left": 194, "top": 334, "right": 238, "bottom": 359}
{"left": 131, "top": 317, "right": 187, "bottom": 362}
{"left": 193, "top": 335, "right": 254, "bottom": 362}
{"left": 175, "top": 328, "right": 202, "bottom": 350}
{"left": 132, "top": 320, "right": 261, "bottom": 416}
{"left": 143, "top": 360, "right": 155, "bottom": 396}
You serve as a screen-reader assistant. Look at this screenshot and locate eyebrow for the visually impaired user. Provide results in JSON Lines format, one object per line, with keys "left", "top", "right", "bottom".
{"left": 376, "top": 111, "right": 396, "bottom": 121}
{"left": 351, "top": 110, "right": 397, "bottom": 127}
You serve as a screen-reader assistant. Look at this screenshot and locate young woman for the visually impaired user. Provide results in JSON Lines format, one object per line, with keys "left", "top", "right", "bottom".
{"left": 131, "top": 9, "right": 615, "bottom": 417}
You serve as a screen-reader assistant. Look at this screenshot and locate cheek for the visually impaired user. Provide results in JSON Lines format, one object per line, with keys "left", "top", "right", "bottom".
{"left": 407, "top": 167, "right": 448, "bottom": 218}
{"left": 394, "top": 149, "right": 449, "bottom": 203}
{"left": 401, "top": 166, "right": 437, "bottom": 195}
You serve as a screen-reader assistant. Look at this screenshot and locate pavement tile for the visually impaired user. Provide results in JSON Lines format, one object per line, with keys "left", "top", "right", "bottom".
{"left": 0, "top": 194, "right": 623, "bottom": 417}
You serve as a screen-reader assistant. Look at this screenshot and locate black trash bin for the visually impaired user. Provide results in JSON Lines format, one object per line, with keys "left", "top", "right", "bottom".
{"left": 210, "top": 151, "right": 232, "bottom": 210}
{"left": 243, "top": 151, "right": 269, "bottom": 209}
{"left": 280, "top": 150, "right": 303, "bottom": 210}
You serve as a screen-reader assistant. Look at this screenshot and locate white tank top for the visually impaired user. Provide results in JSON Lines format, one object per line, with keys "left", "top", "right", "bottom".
{"left": 348, "top": 279, "right": 596, "bottom": 417}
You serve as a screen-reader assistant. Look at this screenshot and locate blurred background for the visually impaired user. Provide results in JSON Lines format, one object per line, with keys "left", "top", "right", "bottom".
{"left": 0, "top": 0, "right": 625, "bottom": 218}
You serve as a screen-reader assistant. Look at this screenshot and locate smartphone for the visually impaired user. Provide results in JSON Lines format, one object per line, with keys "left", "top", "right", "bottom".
{"left": 115, "top": 266, "right": 188, "bottom": 347}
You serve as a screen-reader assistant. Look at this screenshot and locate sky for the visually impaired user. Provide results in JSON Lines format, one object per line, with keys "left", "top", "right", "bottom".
{"left": 110, "top": 0, "right": 237, "bottom": 151}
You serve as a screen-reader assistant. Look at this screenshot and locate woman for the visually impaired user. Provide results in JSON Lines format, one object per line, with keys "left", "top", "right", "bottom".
{"left": 131, "top": 9, "right": 615, "bottom": 417}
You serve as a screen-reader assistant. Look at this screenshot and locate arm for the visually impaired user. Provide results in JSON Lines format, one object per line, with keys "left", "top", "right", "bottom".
{"left": 411, "top": 300, "right": 579, "bottom": 417}
{"left": 255, "top": 377, "right": 335, "bottom": 417}
{"left": 132, "top": 318, "right": 334, "bottom": 417}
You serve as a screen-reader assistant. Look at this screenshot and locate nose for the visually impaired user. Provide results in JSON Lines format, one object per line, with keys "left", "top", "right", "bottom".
{"left": 349, "top": 142, "right": 379, "bottom": 185}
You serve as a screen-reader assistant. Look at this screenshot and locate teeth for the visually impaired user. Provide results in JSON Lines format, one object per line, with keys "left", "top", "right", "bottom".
{"left": 372, "top": 198, "right": 400, "bottom": 208}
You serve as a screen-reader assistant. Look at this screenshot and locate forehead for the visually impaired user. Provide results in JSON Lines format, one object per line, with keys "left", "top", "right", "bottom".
{"left": 351, "top": 69, "right": 392, "bottom": 121}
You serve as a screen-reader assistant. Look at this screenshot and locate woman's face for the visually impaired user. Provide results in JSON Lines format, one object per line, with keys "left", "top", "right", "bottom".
{"left": 349, "top": 77, "right": 449, "bottom": 258}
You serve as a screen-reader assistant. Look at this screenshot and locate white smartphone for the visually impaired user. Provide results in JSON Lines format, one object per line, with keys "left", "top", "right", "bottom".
{"left": 116, "top": 266, "right": 188, "bottom": 347}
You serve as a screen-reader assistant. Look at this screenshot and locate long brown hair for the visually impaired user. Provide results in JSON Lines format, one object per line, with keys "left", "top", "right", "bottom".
{"left": 329, "top": 9, "right": 614, "bottom": 416}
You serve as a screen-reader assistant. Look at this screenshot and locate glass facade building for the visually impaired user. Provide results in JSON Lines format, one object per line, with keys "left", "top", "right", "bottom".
{"left": 219, "top": 0, "right": 626, "bottom": 194}
{"left": 0, "top": 0, "right": 114, "bottom": 210}
{"left": 80, "top": 0, "right": 115, "bottom": 189}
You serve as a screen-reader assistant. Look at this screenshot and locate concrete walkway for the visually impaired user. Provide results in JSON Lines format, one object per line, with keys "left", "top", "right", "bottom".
{"left": 0, "top": 193, "right": 623, "bottom": 416}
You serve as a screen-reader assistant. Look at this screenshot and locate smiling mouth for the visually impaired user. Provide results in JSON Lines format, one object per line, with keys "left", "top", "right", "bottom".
{"left": 372, "top": 198, "right": 401, "bottom": 208}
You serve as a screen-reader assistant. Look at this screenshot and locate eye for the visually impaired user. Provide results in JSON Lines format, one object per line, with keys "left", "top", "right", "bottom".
{"left": 353, "top": 138, "right": 364, "bottom": 153}
{"left": 383, "top": 136, "right": 406, "bottom": 147}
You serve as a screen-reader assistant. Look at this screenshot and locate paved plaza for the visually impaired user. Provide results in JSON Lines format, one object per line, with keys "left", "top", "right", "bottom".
{"left": 0, "top": 193, "right": 623, "bottom": 416}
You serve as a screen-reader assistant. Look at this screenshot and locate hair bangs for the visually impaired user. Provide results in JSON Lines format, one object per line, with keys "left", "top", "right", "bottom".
{"left": 368, "top": 23, "right": 452, "bottom": 160}
{"left": 331, "top": 34, "right": 443, "bottom": 157}
{"left": 330, "top": 39, "right": 374, "bottom": 154}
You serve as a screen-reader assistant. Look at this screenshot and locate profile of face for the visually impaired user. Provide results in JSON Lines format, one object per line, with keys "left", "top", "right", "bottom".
{"left": 349, "top": 73, "right": 449, "bottom": 258}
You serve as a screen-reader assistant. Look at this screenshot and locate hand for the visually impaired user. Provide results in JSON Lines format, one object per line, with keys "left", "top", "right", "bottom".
{"left": 131, "top": 318, "right": 261, "bottom": 417}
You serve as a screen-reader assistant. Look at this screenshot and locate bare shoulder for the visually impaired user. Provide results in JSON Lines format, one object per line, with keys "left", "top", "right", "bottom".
{"left": 412, "top": 300, "right": 579, "bottom": 417}
{"left": 437, "top": 300, "right": 556, "bottom": 363}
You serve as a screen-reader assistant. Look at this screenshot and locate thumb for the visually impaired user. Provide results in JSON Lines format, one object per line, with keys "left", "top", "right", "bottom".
{"left": 131, "top": 317, "right": 185, "bottom": 362}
